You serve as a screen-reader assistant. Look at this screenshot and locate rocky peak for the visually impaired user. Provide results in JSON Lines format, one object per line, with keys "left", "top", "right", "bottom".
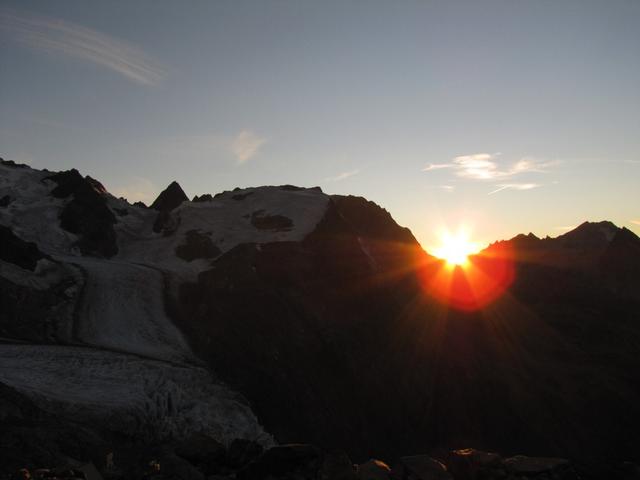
{"left": 46, "top": 169, "right": 118, "bottom": 257}
{"left": 332, "top": 195, "right": 418, "bottom": 245}
{"left": 556, "top": 221, "right": 620, "bottom": 248}
{"left": 151, "top": 181, "right": 188, "bottom": 211}
{"left": 84, "top": 175, "right": 107, "bottom": 194}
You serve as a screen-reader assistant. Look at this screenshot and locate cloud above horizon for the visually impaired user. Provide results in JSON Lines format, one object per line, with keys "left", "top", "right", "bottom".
{"left": 426, "top": 153, "right": 555, "bottom": 180}
{"left": 324, "top": 169, "right": 360, "bottom": 182}
{"left": 0, "top": 9, "right": 166, "bottom": 85}
{"left": 231, "top": 130, "right": 267, "bottom": 164}
{"left": 488, "top": 183, "right": 540, "bottom": 195}
{"left": 422, "top": 163, "right": 453, "bottom": 172}
{"left": 423, "top": 153, "right": 556, "bottom": 194}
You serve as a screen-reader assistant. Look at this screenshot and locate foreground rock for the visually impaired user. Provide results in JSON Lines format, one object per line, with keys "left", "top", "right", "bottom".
{"left": 357, "top": 459, "right": 392, "bottom": 480}
{"left": 7, "top": 442, "right": 638, "bottom": 480}
{"left": 503, "top": 455, "right": 573, "bottom": 477}
{"left": 3, "top": 158, "right": 640, "bottom": 472}
{"left": 392, "top": 455, "right": 451, "bottom": 480}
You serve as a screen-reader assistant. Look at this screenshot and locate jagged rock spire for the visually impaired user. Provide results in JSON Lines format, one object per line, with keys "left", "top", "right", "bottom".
{"left": 151, "top": 181, "right": 188, "bottom": 211}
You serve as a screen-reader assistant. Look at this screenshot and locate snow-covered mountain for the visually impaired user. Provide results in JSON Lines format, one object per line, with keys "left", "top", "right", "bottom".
{"left": 2, "top": 157, "right": 640, "bottom": 475}
{"left": 0, "top": 158, "right": 336, "bottom": 448}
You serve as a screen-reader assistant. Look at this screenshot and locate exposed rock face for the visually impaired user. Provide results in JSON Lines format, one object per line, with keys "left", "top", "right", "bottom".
{"left": 237, "top": 444, "right": 323, "bottom": 480}
{"left": 332, "top": 195, "right": 417, "bottom": 245}
{"left": 174, "top": 433, "right": 226, "bottom": 475}
{"left": 0, "top": 226, "right": 77, "bottom": 342}
{"left": 1, "top": 163, "right": 275, "bottom": 461}
{"left": 84, "top": 175, "right": 108, "bottom": 194}
{"left": 151, "top": 182, "right": 189, "bottom": 233}
{"left": 153, "top": 209, "right": 178, "bottom": 234}
{"left": 503, "top": 455, "right": 571, "bottom": 475}
{"left": 192, "top": 193, "right": 213, "bottom": 203}
{"left": 556, "top": 220, "right": 619, "bottom": 248}
{"left": 0, "top": 270, "right": 77, "bottom": 342}
{"left": 173, "top": 199, "right": 427, "bottom": 457}
{"left": 0, "top": 225, "right": 47, "bottom": 271}
{"left": 442, "top": 449, "right": 501, "bottom": 480}
{"left": 0, "top": 382, "right": 108, "bottom": 473}
{"left": 0, "top": 158, "right": 29, "bottom": 168}
{"left": 250, "top": 209, "right": 293, "bottom": 231}
{"left": 232, "top": 192, "right": 254, "bottom": 201}
{"left": 173, "top": 195, "right": 640, "bottom": 466}
{"left": 47, "top": 169, "right": 118, "bottom": 257}
{"left": 151, "top": 181, "right": 188, "bottom": 211}
{"left": 0, "top": 442, "right": 608, "bottom": 480}
{"left": 391, "top": 455, "right": 452, "bottom": 480}
{"left": 357, "top": 459, "right": 392, "bottom": 480}
{"left": 3, "top": 159, "right": 640, "bottom": 474}
{"left": 175, "top": 230, "right": 221, "bottom": 261}
{"left": 319, "top": 451, "right": 358, "bottom": 480}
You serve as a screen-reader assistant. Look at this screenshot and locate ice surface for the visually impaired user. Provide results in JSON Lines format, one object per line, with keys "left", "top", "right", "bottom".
{"left": 66, "top": 256, "right": 192, "bottom": 362}
{"left": 0, "top": 344, "right": 272, "bottom": 445}
{"left": 0, "top": 164, "right": 329, "bottom": 444}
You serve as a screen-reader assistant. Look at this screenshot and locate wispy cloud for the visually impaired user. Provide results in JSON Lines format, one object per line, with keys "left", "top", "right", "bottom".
{"left": 424, "top": 153, "right": 556, "bottom": 180}
{"left": 555, "top": 225, "right": 577, "bottom": 232}
{"left": 422, "top": 163, "right": 453, "bottom": 172}
{"left": 440, "top": 185, "right": 455, "bottom": 192}
{"left": 231, "top": 130, "right": 267, "bottom": 164}
{"left": 454, "top": 153, "right": 554, "bottom": 180}
{"left": 324, "top": 169, "right": 360, "bottom": 182}
{"left": 0, "top": 9, "right": 166, "bottom": 85}
{"left": 631, "top": 220, "right": 640, "bottom": 226}
{"left": 488, "top": 183, "right": 540, "bottom": 195}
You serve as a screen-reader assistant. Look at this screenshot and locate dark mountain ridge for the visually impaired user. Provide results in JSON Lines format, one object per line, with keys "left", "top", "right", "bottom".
{"left": 1, "top": 158, "right": 640, "bottom": 477}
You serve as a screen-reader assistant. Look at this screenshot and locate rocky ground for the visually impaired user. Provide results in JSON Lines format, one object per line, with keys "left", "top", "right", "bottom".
{"left": 3, "top": 159, "right": 640, "bottom": 479}
{"left": 4, "top": 439, "right": 640, "bottom": 480}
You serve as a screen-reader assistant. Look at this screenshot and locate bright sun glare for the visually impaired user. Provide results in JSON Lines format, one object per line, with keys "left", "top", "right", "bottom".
{"left": 432, "top": 228, "right": 481, "bottom": 267}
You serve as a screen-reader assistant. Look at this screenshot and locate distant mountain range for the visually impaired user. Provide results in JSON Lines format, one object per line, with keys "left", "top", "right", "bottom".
{"left": 1, "top": 157, "right": 639, "bottom": 477}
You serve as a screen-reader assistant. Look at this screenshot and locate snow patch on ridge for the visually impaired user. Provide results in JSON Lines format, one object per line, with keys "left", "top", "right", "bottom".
{"left": 0, "top": 163, "right": 77, "bottom": 255}
{"left": 1, "top": 162, "right": 330, "bottom": 443}
{"left": 113, "top": 186, "right": 330, "bottom": 280}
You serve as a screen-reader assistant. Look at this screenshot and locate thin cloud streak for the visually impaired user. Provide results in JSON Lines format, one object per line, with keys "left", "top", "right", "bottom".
{"left": 424, "top": 152, "right": 557, "bottom": 180}
{"left": 231, "top": 130, "right": 267, "bottom": 164}
{"left": 631, "top": 220, "right": 640, "bottom": 226}
{"left": 454, "top": 153, "right": 555, "bottom": 180}
{"left": 488, "top": 183, "right": 540, "bottom": 195}
{"left": 324, "top": 169, "right": 360, "bottom": 182}
{"left": 422, "top": 163, "right": 453, "bottom": 172}
{"left": 0, "top": 9, "right": 166, "bottom": 85}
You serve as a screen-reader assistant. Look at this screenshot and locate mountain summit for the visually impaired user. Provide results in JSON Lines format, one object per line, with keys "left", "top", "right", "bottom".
{"left": 150, "top": 180, "right": 189, "bottom": 211}
{"left": 1, "top": 159, "right": 640, "bottom": 473}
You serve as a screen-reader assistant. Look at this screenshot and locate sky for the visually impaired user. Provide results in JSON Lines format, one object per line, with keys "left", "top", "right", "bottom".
{"left": 1, "top": 0, "right": 639, "bottom": 251}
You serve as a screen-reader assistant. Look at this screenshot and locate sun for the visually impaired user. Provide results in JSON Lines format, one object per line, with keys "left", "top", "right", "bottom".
{"left": 419, "top": 227, "right": 514, "bottom": 311}
{"left": 432, "top": 228, "right": 481, "bottom": 267}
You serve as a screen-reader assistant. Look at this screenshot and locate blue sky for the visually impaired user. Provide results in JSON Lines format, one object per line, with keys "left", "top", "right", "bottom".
{"left": 1, "top": 0, "right": 639, "bottom": 250}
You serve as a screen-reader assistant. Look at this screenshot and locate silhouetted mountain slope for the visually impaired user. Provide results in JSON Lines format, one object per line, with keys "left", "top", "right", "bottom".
{"left": 151, "top": 181, "right": 188, "bottom": 211}
{"left": 1, "top": 158, "right": 640, "bottom": 475}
